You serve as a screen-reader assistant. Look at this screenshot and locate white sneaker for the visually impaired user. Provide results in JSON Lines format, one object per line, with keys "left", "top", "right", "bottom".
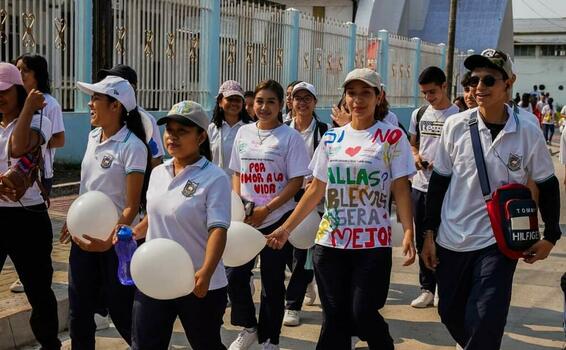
{"left": 94, "top": 314, "right": 110, "bottom": 330}
{"left": 351, "top": 336, "right": 360, "bottom": 349}
{"left": 9, "top": 279, "right": 24, "bottom": 293}
{"left": 410, "top": 289, "right": 434, "bottom": 308}
{"left": 456, "top": 344, "right": 464, "bottom": 350}
{"left": 434, "top": 286, "right": 439, "bottom": 307}
{"left": 229, "top": 328, "right": 258, "bottom": 350}
{"left": 283, "top": 309, "right": 301, "bottom": 326}
{"left": 261, "top": 340, "right": 280, "bottom": 350}
{"left": 250, "top": 277, "right": 255, "bottom": 297}
{"left": 304, "top": 281, "right": 317, "bottom": 306}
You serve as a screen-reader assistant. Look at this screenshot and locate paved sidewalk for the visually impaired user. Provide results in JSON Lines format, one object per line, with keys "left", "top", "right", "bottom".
{"left": 3, "top": 138, "right": 566, "bottom": 349}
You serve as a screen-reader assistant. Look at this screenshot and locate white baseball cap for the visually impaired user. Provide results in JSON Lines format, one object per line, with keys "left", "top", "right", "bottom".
{"left": 292, "top": 82, "right": 317, "bottom": 99}
{"left": 76, "top": 75, "right": 137, "bottom": 112}
{"left": 342, "top": 68, "right": 382, "bottom": 89}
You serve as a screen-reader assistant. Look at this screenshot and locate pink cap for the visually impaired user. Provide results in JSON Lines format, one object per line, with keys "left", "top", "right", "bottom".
{"left": 0, "top": 62, "right": 23, "bottom": 91}
{"left": 218, "top": 80, "right": 244, "bottom": 99}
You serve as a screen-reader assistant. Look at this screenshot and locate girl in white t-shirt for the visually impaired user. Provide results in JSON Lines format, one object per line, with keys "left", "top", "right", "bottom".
{"left": 208, "top": 80, "right": 252, "bottom": 176}
{"left": 129, "top": 100, "right": 231, "bottom": 350}
{"left": 15, "top": 54, "right": 65, "bottom": 195}
{"left": 267, "top": 68, "right": 417, "bottom": 349}
{"left": 228, "top": 80, "right": 310, "bottom": 350}
{"left": 60, "top": 76, "right": 149, "bottom": 348}
{"left": 0, "top": 62, "right": 60, "bottom": 349}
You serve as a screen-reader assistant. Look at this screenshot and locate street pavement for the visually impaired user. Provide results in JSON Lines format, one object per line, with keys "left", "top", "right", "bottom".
{"left": 3, "top": 139, "right": 566, "bottom": 350}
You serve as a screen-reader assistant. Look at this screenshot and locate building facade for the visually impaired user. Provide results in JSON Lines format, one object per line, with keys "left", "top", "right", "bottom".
{"left": 514, "top": 18, "right": 566, "bottom": 107}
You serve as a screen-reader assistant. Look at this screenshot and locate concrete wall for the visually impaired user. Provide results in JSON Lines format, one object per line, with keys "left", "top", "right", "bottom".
{"left": 514, "top": 56, "right": 566, "bottom": 108}
{"left": 274, "top": 0, "right": 353, "bottom": 22}
{"left": 55, "top": 107, "right": 414, "bottom": 164}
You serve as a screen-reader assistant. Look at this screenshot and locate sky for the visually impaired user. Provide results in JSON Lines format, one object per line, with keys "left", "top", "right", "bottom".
{"left": 513, "top": 0, "right": 566, "bottom": 18}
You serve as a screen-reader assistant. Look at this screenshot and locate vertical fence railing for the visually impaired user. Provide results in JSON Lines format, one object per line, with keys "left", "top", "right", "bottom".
{"left": 297, "top": 14, "right": 351, "bottom": 107}
{"left": 112, "top": 0, "right": 207, "bottom": 111}
{"left": 0, "top": 0, "right": 76, "bottom": 110}
{"left": 0, "top": 1, "right": 467, "bottom": 114}
{"left": 219, "top": 1, "right": 291, "bottom": 93}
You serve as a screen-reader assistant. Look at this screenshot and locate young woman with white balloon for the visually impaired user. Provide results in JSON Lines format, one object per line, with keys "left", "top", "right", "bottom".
{"left": 227, "top": 80, "right": 310, "bottom": 350}
{"left": 267, "top": 68, "right": 417, "bottom": 350}
{"left": 128, "top": 100, "right": 231, "bottom": 350}
{"left": 0, "top": 62, "right": 60, "bottom": 349}
{"left": 60, "top": 75, "right": 149, "bottom": 349}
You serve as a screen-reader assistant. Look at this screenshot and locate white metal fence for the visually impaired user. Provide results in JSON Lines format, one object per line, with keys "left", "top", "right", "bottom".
{"left": 0, "top": 0, "right": 75, "bottom": 110}
{"left": 387, "top": 34, "right": 418, "bottom": 107}
{"left": 0, "top": 0, "right": 461, "bottom": 113}
{"left": 112, "top": 0, "right": 208, "bottom": 111}
{"left": 219, "top": 1, "right": 291, "bottom": 93}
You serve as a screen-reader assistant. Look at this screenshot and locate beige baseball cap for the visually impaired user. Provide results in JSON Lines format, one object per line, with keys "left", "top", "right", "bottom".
{"left": 342, "top": 68, "right": 382, "bottom": 89}
{"left": 157, "top": 100, "right": 210, "bottom": 132}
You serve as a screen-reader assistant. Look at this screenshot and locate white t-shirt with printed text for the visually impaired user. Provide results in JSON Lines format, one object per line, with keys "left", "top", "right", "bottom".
{"left": 229, "top": 123, "right": 311, "bottom": 229}
{"left": 310, "top": 121, "right": 416, "bottom": 249}
{"left": 409, "top": 104, "right": 460, "bottom": 192}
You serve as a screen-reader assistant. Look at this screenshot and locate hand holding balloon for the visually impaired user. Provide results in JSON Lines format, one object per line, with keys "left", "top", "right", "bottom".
{"left": 266, "top": 226, "right": 290, "bottom": 250}
{"left": 193, "top": 269, "right": 212, "bottom": 298}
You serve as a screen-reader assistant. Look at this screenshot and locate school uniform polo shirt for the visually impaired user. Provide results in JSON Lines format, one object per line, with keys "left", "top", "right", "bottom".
{"left": 0, "top": 115, "right": 52, "bottom": 207}
{"left": 433, "top": 106, "right": 554, "bottom": 252}
{"left": 145, "top": 157, "right": 231, "bottom": 290}
{"left": 208, "top": 120, "right": 245, "bottom": 176}
{"left": 139, "top": 107, "right": 165, "bottom": 159}
{"left": 80, "top": 126, "right": 147, "bottom": 214}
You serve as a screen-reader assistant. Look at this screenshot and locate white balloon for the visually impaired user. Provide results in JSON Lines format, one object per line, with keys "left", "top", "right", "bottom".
{"left": 289, "top": 210, "right": 321, "bottom": 249}
{"left": 390, "top": 212, "right": 405, "bottom": 247}
{"left": 130, "top": 238, "right": 195, "bottom": 300}
{"left": 231, "top": 191, "right": 245, "bottom": 222}
{"left": 223, "top": 221, "right": 266, "bottom": 267}
{"left": 67, "top": 191, "right": 119, "bottom": 240}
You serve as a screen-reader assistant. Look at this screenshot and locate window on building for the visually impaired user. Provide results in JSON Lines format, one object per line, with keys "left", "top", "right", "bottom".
{"left": 540, "top": 45, "right": 566, "bottom": 56}
{"left": 514, "top": 45, "right": 536, "bottom": 56}
{"left": 313, "top": 6, "right": 325, "bottom": 19}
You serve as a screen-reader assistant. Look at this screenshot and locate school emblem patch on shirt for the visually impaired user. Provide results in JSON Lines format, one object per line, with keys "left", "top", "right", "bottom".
{"left": 182, "top": 180, "right": 199, "bottom": 197}
{"left": 507, "top": 153, "right": 522, "bottom": 171}
{"left": 100, "top": 154, "right": 114, "bottom": 169}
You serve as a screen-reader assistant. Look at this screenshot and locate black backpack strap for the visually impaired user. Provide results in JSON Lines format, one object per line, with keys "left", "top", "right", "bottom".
{"left": 468, "top": 111, "right": 492, "bottom": 201}
{"left": 313, "top": 121, "right": 328, "bottom": 150}
{"left": 415, "top": 105, "right": 428, "bottom": 143}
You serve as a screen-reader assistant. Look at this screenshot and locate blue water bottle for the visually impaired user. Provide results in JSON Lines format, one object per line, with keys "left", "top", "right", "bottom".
{"left": 115, "top": 226, "right": 137, "bottom": 286}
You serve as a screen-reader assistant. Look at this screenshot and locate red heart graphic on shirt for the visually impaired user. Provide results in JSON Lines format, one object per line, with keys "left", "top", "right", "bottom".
{"left": 345, "top": 146, "right": 361, "bottom": 157}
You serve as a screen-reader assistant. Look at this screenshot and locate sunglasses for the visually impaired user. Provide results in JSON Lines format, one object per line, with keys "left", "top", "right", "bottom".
{"left": 468, "top": 75, "right": 505, "bottom": 88}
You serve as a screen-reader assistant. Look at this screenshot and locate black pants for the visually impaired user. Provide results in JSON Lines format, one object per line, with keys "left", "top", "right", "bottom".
{"left": 68, "top": 242, "right": 135, "bottom": 349}
{"left": 132, "top": 287, "right": 227, "bottom": 350}
{"left": 411, "top": 188, "right": 436, "bottom": 293}
{"left": 285, "top": 247, "right": 314, "bottom": 311}
{"left": 543, "top": 123, "right": 555, "bottom": 142}
{"left": 41, "top": 176, "right": 53, "bottom": 196}
{"left": 0, "top": 205, "right": 61, "bottom": 350}
{"left": 436, "top": 244, "right": 517, "bottom": 350}
{"left": 313, "top": 245, "right": 393, "bottom": 350}
{"left": 226, "top": 212, "right": 293, "bottom": 344}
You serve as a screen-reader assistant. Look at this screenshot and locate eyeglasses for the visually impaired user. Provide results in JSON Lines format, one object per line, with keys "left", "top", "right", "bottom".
{"left": 468, "top": 75, "right": 505, "bottom": 88}
{"left": 293, "top": 96, "right": 314, "bottom": 104}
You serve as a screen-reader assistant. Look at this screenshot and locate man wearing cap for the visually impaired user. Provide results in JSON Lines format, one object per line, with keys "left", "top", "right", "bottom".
{"left": 421, "top": 49, "right": 561, "bottom": 349}
{"left": 98, "top": 65, "right": 164, "bottom": 168}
